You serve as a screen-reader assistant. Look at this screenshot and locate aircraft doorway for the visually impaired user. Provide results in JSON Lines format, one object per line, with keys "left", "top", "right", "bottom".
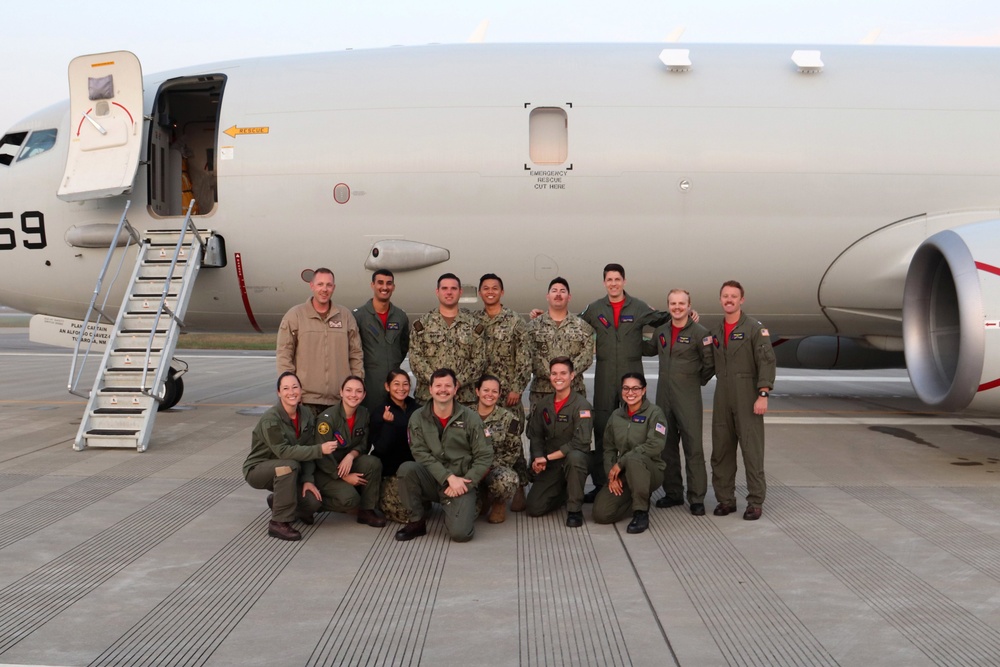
{"left": 148, "top": 75, "right": 226, "bottom": 217}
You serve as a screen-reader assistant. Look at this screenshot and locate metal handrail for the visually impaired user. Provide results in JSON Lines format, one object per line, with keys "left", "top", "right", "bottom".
{"left": 141, "top": 199, "right": 199, "bottom": 398}
{"left": 68, "top": 201, "right": 140, "bottom": 398}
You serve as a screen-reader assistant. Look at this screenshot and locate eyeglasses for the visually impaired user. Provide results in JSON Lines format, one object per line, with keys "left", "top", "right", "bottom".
{"left": 621, "top": 386, "right": 644, "bottom": 393}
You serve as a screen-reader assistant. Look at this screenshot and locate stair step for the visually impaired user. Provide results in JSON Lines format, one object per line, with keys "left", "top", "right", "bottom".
{"left": 87, "top": 429, "right": 140, "bottom": 436}
{"left": 93, "top": 407, "right": 146, "bottom": 415}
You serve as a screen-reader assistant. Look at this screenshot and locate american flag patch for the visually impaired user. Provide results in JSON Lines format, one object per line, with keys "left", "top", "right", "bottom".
{"left": 761, "top": 328, "right": 770, "bottom": 336}
{"left": 655, "top": 422, "right": 666, "bottom": 435}
{"left": 702, "top": 336, "right": 712, "bottom": 346}
{"left": 579, "top": 409, "right": 591, "bottom": 418}
{"left": 484, "top": 427, "right": 491, "bottom": 437}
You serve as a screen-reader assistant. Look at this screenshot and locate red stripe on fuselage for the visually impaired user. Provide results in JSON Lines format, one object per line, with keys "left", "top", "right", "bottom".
{"left": 979, "top": 378, "right": 1000, "bottom": 392}
{"left": 234, "top": 253, "right": 263, "bottom": 333}
{"left": 976, "top": 261, "right": 1000, "bottom": 277}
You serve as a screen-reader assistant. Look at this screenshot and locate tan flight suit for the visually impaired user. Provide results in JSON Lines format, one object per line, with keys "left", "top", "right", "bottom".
{"left": 276, "top": 300, "right": 364, "bottom": 411}
{"left": 710, "top": 313, "right": 776, "bottom": 509}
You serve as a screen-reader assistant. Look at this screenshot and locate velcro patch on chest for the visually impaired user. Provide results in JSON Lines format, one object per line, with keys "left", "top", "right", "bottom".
{"left": 557, "top": 414, "right": 569, "bottom": 423}
{"left": 334, "top": 432, "right": 345, "bottom": 444}
{"left": 413, "top": 321, "right": 424, "bottom": 332}
{"left": 659, "top": 333, "right": 668, "bottom": 349}
{"left": 542, "top": 409, "right": 551, "bottom": 425}
{"left": 353, "top": 427, "right": 365, "bottom": 438}
{"left": 677, "top": 336, "right": 691, "bottom": 344}
{"left": 329, "top": 320, "right": 343, "bottom": 328}
{"left": 620, "top": 315, "right": 634, "bottom": 323}
{"left": 597, "top": 315, "right": 611, "bottom": 328}
{"left": 388, "top": 322, "right": 400, "bottom": 330}
{"left": 730, "top": 332, "right": 745, "bottom": 341}
{"left": 631, "top": 415, "right": 647, "bottom": 423}
{"left": 452, "top": 420, "right": 466, "bottom": 429}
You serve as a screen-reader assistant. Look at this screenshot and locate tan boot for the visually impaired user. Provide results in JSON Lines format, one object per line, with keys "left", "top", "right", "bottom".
{"left": 510, "top": 486, "right": 526, "bottom": 512}
{"left": 488, "top": 500, "right": 507, "bottom": 524}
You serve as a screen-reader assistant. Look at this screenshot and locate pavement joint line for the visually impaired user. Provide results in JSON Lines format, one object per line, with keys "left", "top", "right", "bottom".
{"left": 766, "top": 481, "right": 1000, "bottom": 665}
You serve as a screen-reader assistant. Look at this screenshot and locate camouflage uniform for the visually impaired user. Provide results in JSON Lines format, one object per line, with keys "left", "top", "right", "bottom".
{"left": 479, "top": 405, "right": 527, "bottom": 501}
{"left": 474, "top": 306, "right": 532, "bottom": 427}
{"left": 408, "top": 310, "right": 487, "bottom": 406}
{"left": 525, "top": 313, "right": 595, "bottom": 404}
{"left": 379, "top": 476, "right": 410, "bottom": 524}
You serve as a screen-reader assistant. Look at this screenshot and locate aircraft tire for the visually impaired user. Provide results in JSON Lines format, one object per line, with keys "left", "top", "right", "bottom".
{"left": 158, "top": 372, "right": 184, "bottom": 412}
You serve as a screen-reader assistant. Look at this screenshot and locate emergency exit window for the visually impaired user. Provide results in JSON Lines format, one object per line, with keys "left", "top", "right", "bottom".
{"left": 529, "top": 107, "right": 568, "bottom": 164}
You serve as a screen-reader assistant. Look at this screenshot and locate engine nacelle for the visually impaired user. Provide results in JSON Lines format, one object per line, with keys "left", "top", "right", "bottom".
{"left": 903, "top": 221, "right": 1000, "bottom": 412}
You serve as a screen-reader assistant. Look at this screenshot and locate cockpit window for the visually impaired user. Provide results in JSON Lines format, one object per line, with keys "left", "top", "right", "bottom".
{"left": 0, "top": 131, "right": 27, "bottom": 166}
{"left": 18, "top": 129, "right": 58, "bottom": 161}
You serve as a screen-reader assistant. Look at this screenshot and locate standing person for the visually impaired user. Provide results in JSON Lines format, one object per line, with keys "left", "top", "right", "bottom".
{"left": 395, "top": 368, "right": 493, "bottom": 543}
{"left": 710, "top": 280, "right": 776, "bottom": 521}
{"left": 354, "top": 269, "right": 410, "bottom": 417}
{"left": 408, "top": 273, "right": 487, "bottom": 406}
{"left": 474, "top": 374, "right": 523, "bottom": 524}
{"left": 643, "top": 289, "right": 715, "bottom": 515}
{"left": 525, "top": 277, "right": 595, "bottom": 405}
{"left": 243, "top": 371, "right": 339, "bottom": 541}
{"left": 579, "top": 263, "right": 669, "bottom": 501}
{"left": 370, "top": 369, "right": 421, "bottom": 524}
{"left": 593, "top": 373, "right": 667, "bottom": 534}
{"left": 305, "top": 376, "right": 386, "bottom": 527}
{"left": 475, "top": 273, "right": 531, "bottom": 510}
{"left": 525, "top": 357, "right": 593, "bottom": 528}
{"left": 276, "top": 268, "right": 364, "bottom": 415}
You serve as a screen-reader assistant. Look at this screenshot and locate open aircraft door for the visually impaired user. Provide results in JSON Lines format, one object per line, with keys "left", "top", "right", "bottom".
{"left": 57, "top": 51, "right": 143, "bottom": 202}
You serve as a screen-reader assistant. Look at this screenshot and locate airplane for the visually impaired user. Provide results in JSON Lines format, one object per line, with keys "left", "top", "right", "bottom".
{"left": 0, "top": 43, "right": 998, "bottom": 438}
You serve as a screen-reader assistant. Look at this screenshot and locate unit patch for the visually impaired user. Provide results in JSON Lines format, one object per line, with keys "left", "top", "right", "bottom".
{"left": 659, "top": 333, "right": 668, "bottom": 349}
{"left": 557, "top": 414, "right": 570, "bottom": 423}
{"left": 631, "top": 415, "right": 647, "bottom": 423}
{"left": 329, "top": 319, "right": 343, "bottom": 329}
{"left": 677, "top": 336, "right": 691, "bottom": 344}
{"left": 598, "top": 314, "right": 611, "bottom": 328}
{"left": 620, "top": 315, "right": 634, "bottom": 323}
{"left": 317, "top": 422, "right": 330, "bottom": 435}
{"left": 730, "top": 332, "right": 745, "bottom": 340}
{"left": 387, "top": 322, "right": 400, "bottom": 330}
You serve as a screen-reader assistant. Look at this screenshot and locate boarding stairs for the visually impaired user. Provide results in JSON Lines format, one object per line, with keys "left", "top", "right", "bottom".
{"left": 69, "top": 200, "right": 209, "bottom": 451}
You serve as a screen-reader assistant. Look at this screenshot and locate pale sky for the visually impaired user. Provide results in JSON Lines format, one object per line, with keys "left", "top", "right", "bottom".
{"left": 2, "top": 0, "right": 1000, "bottom": 133}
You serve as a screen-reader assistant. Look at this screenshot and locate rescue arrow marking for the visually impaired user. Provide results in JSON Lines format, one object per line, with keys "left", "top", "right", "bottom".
{"left": 223, "top": 125, "right": 270, "bottom": 138}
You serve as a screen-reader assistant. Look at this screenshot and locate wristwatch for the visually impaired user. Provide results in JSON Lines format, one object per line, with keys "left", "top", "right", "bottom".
{"left": 758, "top": 390, "right": 769, "bottom": 398}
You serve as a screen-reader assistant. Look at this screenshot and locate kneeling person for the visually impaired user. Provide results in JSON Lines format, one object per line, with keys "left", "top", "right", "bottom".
{"left": 593, "top": 373, "right": 667, "bottom": 534}
{"left": 526, "top": 357, "right": 593, "bottom": 527}
{"left": 243, "top": 371, "right": 340, "bottom": 541}
{"left": 395, "top": 368, "right": 493, "bottom": 543}
{"left": 304, "top": 376, "right": 386, "bottom": 527}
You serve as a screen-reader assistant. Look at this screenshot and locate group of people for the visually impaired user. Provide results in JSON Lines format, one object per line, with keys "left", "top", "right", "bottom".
{"left": 243, "top": 263, "right": 775, "bottom": 543}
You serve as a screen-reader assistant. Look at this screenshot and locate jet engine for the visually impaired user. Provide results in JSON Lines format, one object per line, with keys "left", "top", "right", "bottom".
{"left": 903, "top": 221, "right": 1000, "bottom": 412}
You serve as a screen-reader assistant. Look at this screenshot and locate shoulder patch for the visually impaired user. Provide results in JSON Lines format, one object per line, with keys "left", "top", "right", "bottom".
{"left": 702, "top": 336, "right": 713, "bottom": 346}
{"left": 317, "top": 422, "right": 330, "bottom": 436}
{"left": 413, "top": 320, "right": 424, "bottom": 332}
{"left": 761, "top": 328, "right": 770, "bottom": 336}
{"left": 655, "top": 422, "right": 667, "bottom": 435}
{"left": 579, "top": 409, "right": 591, "bottom": 419}
{"left": 508, "top": 420, "right": 520, "bottom": 435}
{"left": 484, "top": 427, "right": 492, "bottom": 438}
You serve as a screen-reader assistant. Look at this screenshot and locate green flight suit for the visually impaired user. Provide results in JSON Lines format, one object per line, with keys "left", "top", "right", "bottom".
{"left": 399, "top": 402, "right": 493, "bottom": 542}
{"left": 710, "top": 313, "right": 776, "bottom": 509}
{"left": 408, "top": 310, "right": 487, "bottom": 406}
{"left": 642, "top": 317, "right": 715, "bottom": 505}
{"left": 580, "top": 293, "right": 668, "bottom": 488}
{"left": 353, "top": 299, "right": 409, "bottom": 418}
{"left": 243, "top": 403, "right": 326, "bottom": 523}
{"left": 304, "top": 404, "right": 382, "bottom": 513}
{"left": 593, "top": 399, "right": 667, "bottom": 523}
{"left": 525, "top": 392, "right": 593, "bottom": 516}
